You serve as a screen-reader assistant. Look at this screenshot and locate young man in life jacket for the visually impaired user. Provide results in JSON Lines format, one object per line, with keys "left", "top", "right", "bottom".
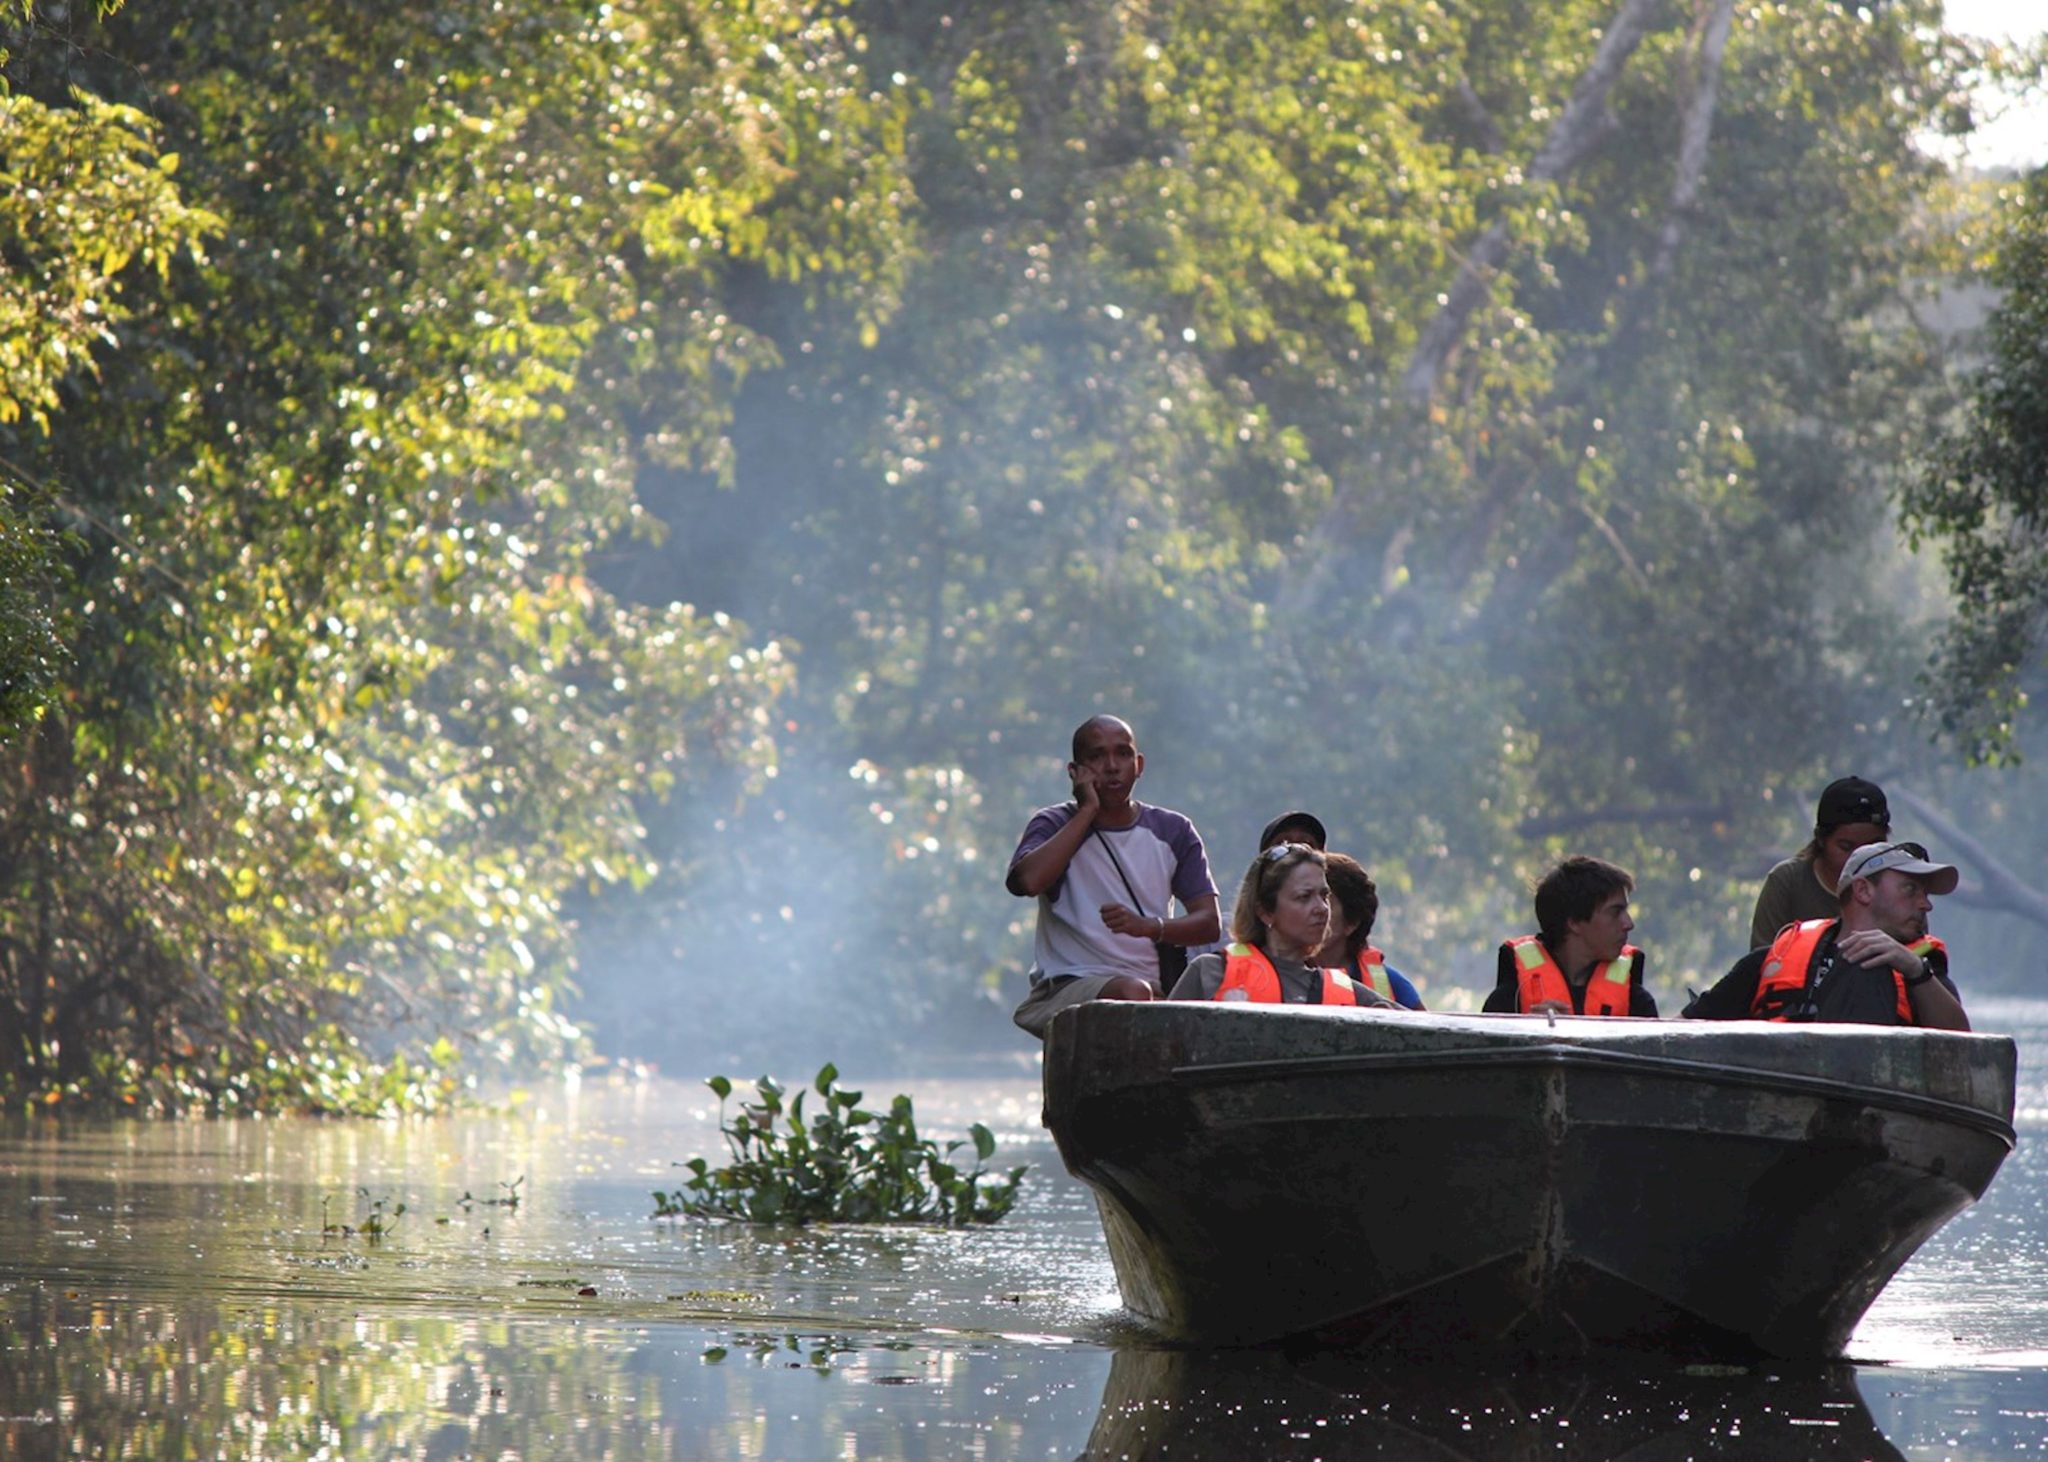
{"left": 1483, "top": 856, "right": 1658, "bottom": 1017}
{"left": 1683, "top": 840, "right": 1969, "bottom": 1029}
{"left": 1006, "top": 715, "right": 1221, "bottom": 1039}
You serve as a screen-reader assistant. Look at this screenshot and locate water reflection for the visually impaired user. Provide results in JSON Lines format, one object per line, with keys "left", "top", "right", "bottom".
{"left": 0, "top": 1293, "right": 1115, "bottom": 1459}
{"left": 1086, "top": 1347, "right": 1904, "bottom": 1459}
{"left": 0, "top": 1008, "right": 2042, "bottom": 1458}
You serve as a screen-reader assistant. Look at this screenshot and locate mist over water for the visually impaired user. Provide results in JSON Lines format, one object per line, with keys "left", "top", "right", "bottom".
{"left": 573, "top": 738, "right": 1016, "bottom": 1082}
{"left": 567, "top": 711, "right": 2048, "bottom": 1081}
{"left": 558, "top": 0, "right": 2048, "bottom": 1078}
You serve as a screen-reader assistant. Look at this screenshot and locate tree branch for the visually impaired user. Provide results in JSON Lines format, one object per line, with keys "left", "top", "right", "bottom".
{"left": 1403, "top": 0, "right": 1666, "bottom": 405}
{"left": 1453, "top": 78, "right": 1505, "bottom": 155}
{"left": 1889, "top": 784, "right": 2048, "bottom": 933}
{"left": 1649, "top": 0, "right": 1737, "bottom": 287}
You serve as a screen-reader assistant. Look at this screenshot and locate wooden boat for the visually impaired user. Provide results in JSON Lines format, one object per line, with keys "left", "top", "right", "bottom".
{"left": 1042, "top": 1001, "right": 2016, "bottom": 1358}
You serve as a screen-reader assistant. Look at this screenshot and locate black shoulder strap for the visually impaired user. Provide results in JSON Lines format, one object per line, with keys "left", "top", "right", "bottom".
{"left": 1091, "top": 826, "right": 1154, "bottom": 920}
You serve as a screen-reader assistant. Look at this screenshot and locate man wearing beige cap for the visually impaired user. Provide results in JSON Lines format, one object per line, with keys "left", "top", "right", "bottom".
{"left": 1685, "top": 841, "right": 1968, "bottom": 1030}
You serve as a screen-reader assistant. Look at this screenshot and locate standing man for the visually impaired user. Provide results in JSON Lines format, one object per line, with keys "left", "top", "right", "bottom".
{"left": 1484, "top": 856, "right": 1657, "bottom": 1017}
{"left": 1007, "top": 715, "right": 1220, "bottom": 1039}
{"left": 1687, "top": 840, "right": 1968, "bottom": 1029}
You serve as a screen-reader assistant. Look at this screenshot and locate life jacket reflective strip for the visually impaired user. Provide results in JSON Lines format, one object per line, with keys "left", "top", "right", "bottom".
{"left": 1217, "top": 942, "right": 1367, "bottom": 1006}
{"left": 1751, "top": 921, "right": 1947, "bottom": 1024}
{"left": 1507, "top": 935, "right": 1637, "bottom": 1016}
{"left": 1353, "top": 947, "right": 1395, "bottom": 1002}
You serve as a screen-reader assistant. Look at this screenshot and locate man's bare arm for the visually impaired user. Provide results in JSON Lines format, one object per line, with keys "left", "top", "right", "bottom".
{"left": 1907, "top": 972, "right": 1971, "bottom": 1031}
{"left": 1100, "top": 892, "right": 1220, "bottom": 943}
{"left": 1007, "top": 768, "right": 1101, "bottom": 897}
{"left": 1007, "top": 809, "right": 1097, "bottom": 896}
{"left": 1167, "top": 893, "right": 1221, "bottom": 947}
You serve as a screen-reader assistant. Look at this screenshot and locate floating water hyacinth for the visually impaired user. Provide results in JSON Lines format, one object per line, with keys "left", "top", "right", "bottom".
{"left": 653, "top": 1063, "right": 1027, "bottom": 1226}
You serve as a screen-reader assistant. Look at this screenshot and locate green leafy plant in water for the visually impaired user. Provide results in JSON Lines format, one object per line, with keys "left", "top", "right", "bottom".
{"left": 652, "top": 1063, "right": 1027, "bottom": 1226}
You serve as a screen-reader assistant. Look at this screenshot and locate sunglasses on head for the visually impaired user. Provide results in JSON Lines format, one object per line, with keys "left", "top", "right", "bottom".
{"left": 1846, "top": 840, "right": 1931, "bottom": 880}
{"left": 1260, "top": 842, "right": 1315, "bottom": 862}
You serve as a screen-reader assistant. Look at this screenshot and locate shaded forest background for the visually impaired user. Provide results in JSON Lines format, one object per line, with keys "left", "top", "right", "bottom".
{"left": 3, "top": 0, "right": 2046, "bottom": 1109}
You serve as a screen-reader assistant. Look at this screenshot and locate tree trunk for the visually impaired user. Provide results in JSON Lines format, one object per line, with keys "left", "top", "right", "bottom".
{"left": 1890, "top": 784, "right": 2048, "bottom": 933}
{"left": 1402, "top": 0, "right": 1666, "bottom": 405}
{"left": 1649, "top": 0, "right": 1737, "bottom": 286}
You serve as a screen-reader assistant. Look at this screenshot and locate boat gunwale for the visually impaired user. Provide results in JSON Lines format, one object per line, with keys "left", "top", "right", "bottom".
{"left": 1161, "top": 1041, "right": 2018, "bottom": 1148}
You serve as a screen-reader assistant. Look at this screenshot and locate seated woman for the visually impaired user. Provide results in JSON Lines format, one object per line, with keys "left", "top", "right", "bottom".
{"left": 1316, "top": 853, "right": 1426, "bottom": 1009}
{"left": 1168, "top": 844, "right": 1399, "bottom": 1006}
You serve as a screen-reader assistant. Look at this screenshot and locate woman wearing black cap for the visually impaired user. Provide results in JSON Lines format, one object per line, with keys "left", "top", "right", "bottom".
{"left": 1748, "top": 776, "right": 1890, "bottom": 949}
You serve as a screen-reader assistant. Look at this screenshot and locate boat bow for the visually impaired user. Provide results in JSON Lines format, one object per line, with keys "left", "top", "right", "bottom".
{"left": 1044, "top": 1002, "right": 2016, "bottom": 1356}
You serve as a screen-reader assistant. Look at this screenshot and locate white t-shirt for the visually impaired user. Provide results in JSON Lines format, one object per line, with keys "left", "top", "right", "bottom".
{"left": 1009, "top": 802, "right": 1216, "bottom": 987}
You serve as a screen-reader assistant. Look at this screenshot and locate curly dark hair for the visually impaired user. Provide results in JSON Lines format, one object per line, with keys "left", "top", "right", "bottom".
{"left": 1322, "top": 853, "right": 1379, "bottom": 963}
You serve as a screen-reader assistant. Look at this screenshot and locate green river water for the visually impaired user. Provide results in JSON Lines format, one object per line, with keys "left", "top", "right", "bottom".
{"left": 3, "top": 1000, "right": 2047, "bottom": 1459}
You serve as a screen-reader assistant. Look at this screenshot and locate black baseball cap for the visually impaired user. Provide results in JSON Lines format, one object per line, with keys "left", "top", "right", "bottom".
{"left": 1815, "top": 776, "right": 1889, "bottom": 832}
{"left": 1258, "top": 811, "right": 1327, "bottom": 851}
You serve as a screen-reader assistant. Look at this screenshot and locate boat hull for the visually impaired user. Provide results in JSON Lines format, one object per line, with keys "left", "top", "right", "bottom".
{"left": 1043, "top": 1003, "right": 2016, "bottom": 1357}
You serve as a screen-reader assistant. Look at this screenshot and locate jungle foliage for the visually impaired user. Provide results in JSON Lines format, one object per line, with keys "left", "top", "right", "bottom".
{"left": 1908, "top": 169, "right": 2048, "bottom": 766}
{"left": 0, "top": 0, "right": 2040, "bottom": 1104}
{"left": 0, "top": 0, "right": 906, "bottom": 1109}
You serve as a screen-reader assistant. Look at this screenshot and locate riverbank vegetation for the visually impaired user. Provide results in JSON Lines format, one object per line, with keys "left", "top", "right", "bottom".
{"left": 2, "top": 0, "right": 2045, "bottom": 1110}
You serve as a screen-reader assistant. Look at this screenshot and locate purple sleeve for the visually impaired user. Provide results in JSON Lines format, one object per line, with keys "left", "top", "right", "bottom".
{"left": 1008, "top": 804, "right": 1076, "bottom": 894}
{"left": 1163, "top": 813, "right": 1217, "bottom": 905}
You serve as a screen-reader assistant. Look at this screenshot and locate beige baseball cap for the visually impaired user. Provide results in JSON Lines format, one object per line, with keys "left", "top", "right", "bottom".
{"left": 1839, "top": 840, "right": 1959, "bottom": 896}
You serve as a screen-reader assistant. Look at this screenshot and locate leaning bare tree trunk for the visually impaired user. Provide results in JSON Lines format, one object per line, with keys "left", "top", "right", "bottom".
{"left": 1648, "top": 0, "right": 1737, "bottom": 286}
{"left": 1890, "top": 784, "right": 2048, "bottom": 933}
{"left": 1402, "top": 0, "right": 1665, "bottom": 405}
{"left": 1283, "top": 0, "right": 1718, "bottom": 623}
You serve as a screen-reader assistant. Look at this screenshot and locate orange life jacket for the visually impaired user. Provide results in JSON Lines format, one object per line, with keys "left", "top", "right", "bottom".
{"left": 1751, "top": 919, "right": 1946, "bottom": 1025}
{"left": 1506, "top": 935, "right": 1639, "bottom": 1016}
{"left": 1353, "top": 947, "right": 1395, "bottom": 1002}
{"left": 1217, "top": 943, "right": 1373, "bottom": 1006}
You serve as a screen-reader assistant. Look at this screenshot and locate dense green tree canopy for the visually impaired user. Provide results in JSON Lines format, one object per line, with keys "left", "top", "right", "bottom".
{"left": 2, "top": 0, "right": 2039, "bottom": 1098}
{"left": 1907, "top": 168, "right": 2048, "bottom": 766}
{"left": 605, "top": 0, "right": 2012, "bottom": 1060}
{"left": 0, "top": 0, "right": 910, "bottom": 1107}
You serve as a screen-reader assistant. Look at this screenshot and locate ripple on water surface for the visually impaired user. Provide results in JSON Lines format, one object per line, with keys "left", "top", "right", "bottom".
{"left": 0, "top": 1029, "right": 2043, "bottom": 1457}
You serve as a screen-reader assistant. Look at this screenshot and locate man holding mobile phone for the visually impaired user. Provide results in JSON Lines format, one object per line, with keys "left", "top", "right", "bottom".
{"left": 1006, "top": 715, "right": 1220, "bottom": 1039}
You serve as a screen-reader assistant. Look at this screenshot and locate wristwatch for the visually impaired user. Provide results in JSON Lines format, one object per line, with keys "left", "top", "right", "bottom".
{"left": 1904, "top": 965, "right": 1937, "bottom": 987}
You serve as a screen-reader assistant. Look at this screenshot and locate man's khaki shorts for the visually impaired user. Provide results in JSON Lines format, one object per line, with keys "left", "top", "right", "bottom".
{"left": 1012, "top": 973, "right": 1155, "bottom": 1040}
